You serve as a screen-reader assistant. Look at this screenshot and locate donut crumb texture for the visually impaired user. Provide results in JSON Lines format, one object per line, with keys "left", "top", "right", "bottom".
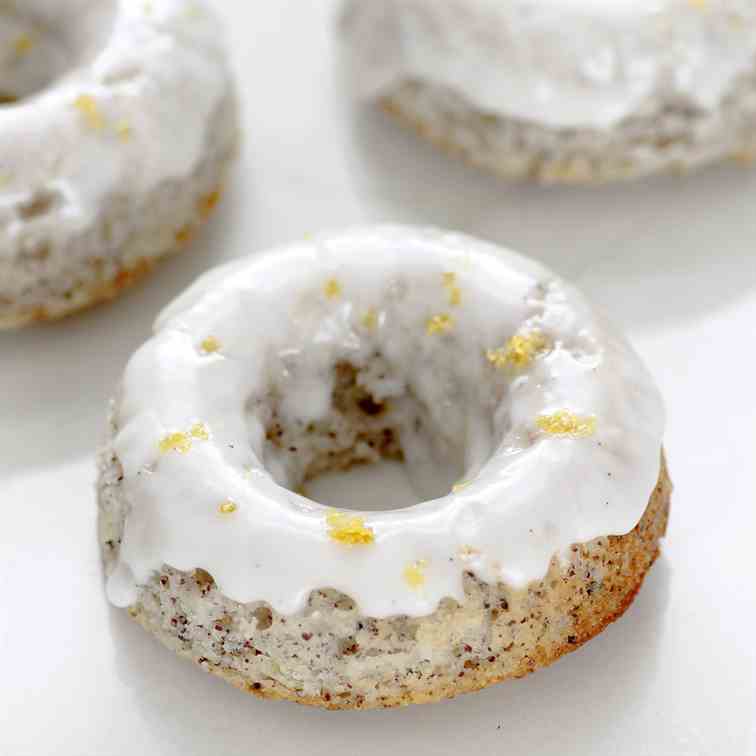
{"left": 380, "top": 78, "right": 756, "bottom": 184}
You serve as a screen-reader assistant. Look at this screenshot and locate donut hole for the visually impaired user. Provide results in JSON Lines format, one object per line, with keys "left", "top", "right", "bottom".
{"left": 0, "top": 4, "right": 117, "bottom": 104}
{"left": 260, "top": 360, "right": 472, "bottom": 512}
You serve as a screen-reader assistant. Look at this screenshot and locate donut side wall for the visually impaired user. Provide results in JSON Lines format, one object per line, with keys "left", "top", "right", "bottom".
{"left": 379, "top": 77, "right": 756, "bottom": 184}
{"left": 0, "top": 91, "right": 238, "bottom": 329}
{"left": 98, "top": 413, "right": 671, "bottom": 710}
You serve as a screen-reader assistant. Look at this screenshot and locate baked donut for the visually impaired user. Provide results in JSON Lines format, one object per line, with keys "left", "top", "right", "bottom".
{"left": 0, "top": 0, "right": 237, "bottom": 329}
{"left": 99, "top": 226, "right": 670, "bottom": 709}
{"left": 341, "top": 0, "right": 756, "bottom": 183}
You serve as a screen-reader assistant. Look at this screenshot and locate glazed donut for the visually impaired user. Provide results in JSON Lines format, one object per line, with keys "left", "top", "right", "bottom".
{"left": 0, "top": 0, "right": 237, "bottom": 329}
{"left": 99, "top": 226, "right": 670, "bottom": 709}
{"left": 341, "top": 0, "right": 756, "bottom": 183}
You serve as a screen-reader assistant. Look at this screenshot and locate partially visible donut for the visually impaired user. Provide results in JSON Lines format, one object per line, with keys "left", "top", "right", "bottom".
{"left": 99, "top": 226, "right": 670, "bottom": 709}
{"left": 341, "top": 0, "right": 756, "bottom": 183}
{"left": 0, "top": 0, "right": 237, "bottom": 329}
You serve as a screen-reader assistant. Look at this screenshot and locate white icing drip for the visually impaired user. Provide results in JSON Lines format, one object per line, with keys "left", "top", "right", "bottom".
{"left": 106, "top": 560, "right": 139, "bottom": 608}
{"left": 0, "top": 0, "right": 228, "bottom": 241}
{"left": 109, "top": 226, "right": 665, "bottom": 618}
{"left": 341, "top": 0, "right": 756, "bottom": 129}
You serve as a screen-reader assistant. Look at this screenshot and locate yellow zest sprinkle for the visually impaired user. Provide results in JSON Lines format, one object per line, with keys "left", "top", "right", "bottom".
{"left": 426, "top": 313, "right": 453, "bottom": 335}
{"left": 190, "top": 422, "right": 210, "bottom": 441}
{"left": 688, "top": 0, "right": 707, "bottom": 9}
{"left": 200, "top": 336, "right": 221, "bottom": 354}
{"left": 115, "top": 120, "right": 132, "bottom": 142}
{"left": 326, "top": 510, "right": 374, "bottom": 546}
{"left": 733, "top": 148, "right": 756, "bottom": 165}
{"left": 198, "top": 189, "right": 221, "bottom": 218}
{"left": 14, "top": 34, "right": 34, "bottom": 57}
{"left": 486, "top": 331, "right": 548, "bottom": 371}
{"left": 175, "top": 225, "right": 194, "bottom": 246}
{"left": 74, "top": 95, "right": 105, "bottom": 130}
{"left": 324, "top": 278, "right": 342, "bottom": 300}
{"left": 458, "top": 545, "right": 480, "bottom": 559}
{"left": 403, "top": 560, "right": 427, "bottom": 589}
{"left": 159, "top": 432, "right": 192, "bottom": 455}
{"left": 361, "top": 308, "right": 378, "bottom": 330}
{"left": 0, "top": 175, "right": 9, "bottom": 189}
{"left": 218, "top": 500, "right": 237, "bottom": 515}
{"left": 536, "top": 410, "right": 596, "bottom": 438}
{"left": 442, "top": 272, "right": 462, "bottom": 307}
{"left": 452, "top": 480, "right": 472, "bottom": 493}
{"left": 158, "top": 423, "right": 210, "bottom": 454}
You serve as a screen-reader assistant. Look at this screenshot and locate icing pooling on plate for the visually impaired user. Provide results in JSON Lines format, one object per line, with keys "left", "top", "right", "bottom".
{"left": 0, "top": 0, "right": 228, "bottom": 249}
{"left": 341, "top": 0, "right": 756, "bottom": 129}
{"left": 107, "top": 226, "right": 665, "bottom": 618}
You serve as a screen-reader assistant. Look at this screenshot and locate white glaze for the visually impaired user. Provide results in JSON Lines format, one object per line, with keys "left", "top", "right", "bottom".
{"left": 0, "top": 0, "right": 228, "bottom": 245}
{"left": 341, "top": 0, "right": 756, "bottom": 129}
{"left": 108, "top": 226, "right": 665, "bottom": 618}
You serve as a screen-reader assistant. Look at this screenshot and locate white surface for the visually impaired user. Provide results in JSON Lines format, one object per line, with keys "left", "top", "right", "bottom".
{"left": 1, "top": 2, "right": 755, "bottom": 754}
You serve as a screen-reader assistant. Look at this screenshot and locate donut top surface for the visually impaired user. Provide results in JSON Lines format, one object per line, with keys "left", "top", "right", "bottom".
{"left": 107, "top": 226, "right": 664, "bottom": 618}
{"left": 341, "top": 0, "right": 756, "bottom": 129}
{"left": 0, "top": 0, "right": 229, "bottom": 250}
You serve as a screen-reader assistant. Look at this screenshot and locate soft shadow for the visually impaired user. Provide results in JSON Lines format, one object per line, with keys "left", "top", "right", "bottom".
{"left": 0, "top": 168, "right": 245, "bottom": 474}
{"left": 107, "top": 557, "right": 670, "bottom": 756}
{"left": 345, "top": 98, "right": 756, "bottom": 327}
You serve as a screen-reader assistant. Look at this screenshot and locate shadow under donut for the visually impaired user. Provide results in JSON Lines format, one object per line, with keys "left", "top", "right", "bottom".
{"left": 106, "top": 556, "right": 670, "bottom": 756}
{"left": 343, "top": 97, "right": 756, "bottom": 330}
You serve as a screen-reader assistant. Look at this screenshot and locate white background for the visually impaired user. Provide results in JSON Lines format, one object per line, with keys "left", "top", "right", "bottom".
{"left": 2, "top": 2, "right": 755, "bottom": 754}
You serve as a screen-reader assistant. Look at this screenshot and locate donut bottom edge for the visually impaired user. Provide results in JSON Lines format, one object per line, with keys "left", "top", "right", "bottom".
{"left": 0, "top": 92, "right": 239, "bottom": 331}
{"left": 380, "top": 80, "right": 756, "bottom": 185}
{"left": 105, "top": 454, "right": 671, "bottom": 710}
{"left": 0, "top": 177, "right": 227, "bottom": 331}
{"left": 0, "top": 255, "right": 162, "bottom": 330}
